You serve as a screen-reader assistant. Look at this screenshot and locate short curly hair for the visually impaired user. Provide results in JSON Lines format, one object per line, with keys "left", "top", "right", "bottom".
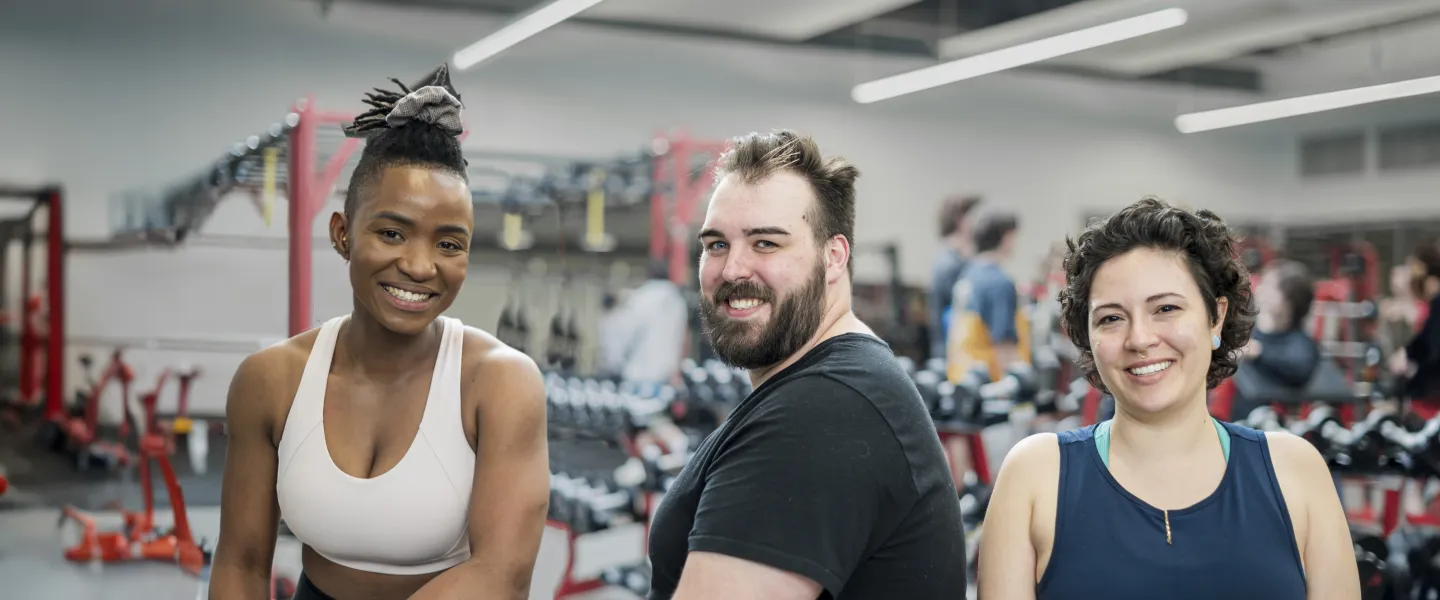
{"left": 1057, "top": 197, "right": 1258, "bottom": 393}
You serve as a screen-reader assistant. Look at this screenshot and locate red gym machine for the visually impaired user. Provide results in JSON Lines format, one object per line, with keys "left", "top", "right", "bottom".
{"left": 135, "top": 365, "right": 201, "bottom": 456}
{"left": 50, "top": 349, "right": 137, "bottom": 471}
{"left": 0, "top": 186, "right": 64, "bottom": 428}
{"left": 58, "top": 362, "right": 209, "bottom": 576}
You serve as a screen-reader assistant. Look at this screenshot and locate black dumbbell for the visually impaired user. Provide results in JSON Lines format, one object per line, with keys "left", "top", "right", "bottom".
{"left": 950, "top": 367, "right": 992, "bottom": 424}
{"left": 637, "top": 442, "right": 690, "bottom": 493}
{"left": 1352, "top": 527, "right": 1389, "bottom": 563}
{"left": 1242, "top": 406, "right": 1284, "bottom": 432}
{"left": 958, "top": 479, "right": 990, "bottom": 530}
{"left": 913, "top": 370, "right": 943, "bottom": 416}
{"left": 709, "top": 369, "right": 743, "bottom": 406}
{"left": 1350, "top": 410, "right": 1403, "bottom": 473}
{"left": 573, "top": 479, "right": 636, "bottom": 535}
{"left": 931, "top": 381, "right": 956, "bottom": 421}
{"left": 896, "top": 356, "right": 917, "bottom": 379}
{"left": 1356, "top": 547, "right": 1386, "bottom": 600}
{"left": 601, "top": 563, "right": 652, "bottom": 596}
{"left": 980, "top": 363, "right": 1040, "bottom": 403}
{"left": 1055, "top": 378, "right": 1090, "bottom": 414}
{"left": 1290, "top": 406, "right": 1346, "bottom": 467}
{"left": 549, "top": 473, "right": 578, "bottom": 523}
{"left": 546, "top": 385, "right": 569, "bottom": 429}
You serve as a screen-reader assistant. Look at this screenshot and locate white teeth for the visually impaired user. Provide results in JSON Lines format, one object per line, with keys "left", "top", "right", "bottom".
{"left": 384, "top": 285, "right": 431, "bottom": 303}
{"left": 728, "top": 298, "right": 763, "bottom": 310}
{"left": 1128, "top": 361, "right": 1173, "bottom": 376}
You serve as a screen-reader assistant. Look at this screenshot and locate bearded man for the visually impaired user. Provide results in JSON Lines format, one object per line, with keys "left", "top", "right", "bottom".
{"left": 645, "top": 130, "right": 968, "bottom": 600}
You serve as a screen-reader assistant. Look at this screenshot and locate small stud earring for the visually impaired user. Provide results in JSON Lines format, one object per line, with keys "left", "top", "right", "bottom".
{"left": 1211, "top": 334, "right": 1222, "bottom": 350}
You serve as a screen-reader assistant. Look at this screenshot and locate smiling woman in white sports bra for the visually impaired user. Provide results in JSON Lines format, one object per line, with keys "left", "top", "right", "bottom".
{"left": 209, "top": 65, "right": 551, "bottom": 600}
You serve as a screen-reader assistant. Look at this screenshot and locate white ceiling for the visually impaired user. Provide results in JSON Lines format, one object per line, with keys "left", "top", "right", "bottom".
{"left": 584, "top": 0, "right": 919, "bottom": 41}
{"left": 995, "top": 0, "right": 1440, "bottom": 78}
{"left": 13, "top": 0, "right": 1440, "bottom": 130}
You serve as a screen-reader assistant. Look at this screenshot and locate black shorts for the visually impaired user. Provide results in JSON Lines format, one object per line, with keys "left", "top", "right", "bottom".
{"left": 292, "top": 573, "right": 337, "bottom": 600}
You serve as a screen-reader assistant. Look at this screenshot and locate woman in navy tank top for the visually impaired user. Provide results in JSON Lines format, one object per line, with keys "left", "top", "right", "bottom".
{"left": 978, "top": 197, "right": 1360, "bottom": 600}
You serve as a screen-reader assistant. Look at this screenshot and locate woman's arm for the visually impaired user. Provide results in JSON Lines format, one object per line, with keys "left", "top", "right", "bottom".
{"left": 1267, "top": 432, "right": 1360, "bottom": 600}
{"left": 978, "top": 433, "right": 1056, "bottom": 600}
{"left": 209, "top": 350, "right": 287, "bottom": 599}
{"left": 408, "top": 349, "right": 550, "bottom": 600}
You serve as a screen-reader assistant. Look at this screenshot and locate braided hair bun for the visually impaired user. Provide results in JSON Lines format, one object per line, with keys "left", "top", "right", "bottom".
{"left": 341, "top": 64, "right": 469, "bottom": 216}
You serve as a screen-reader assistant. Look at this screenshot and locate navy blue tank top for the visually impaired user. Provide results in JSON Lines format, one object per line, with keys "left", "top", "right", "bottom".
{"left": 1037, "top": 420, "right": 1307, "bottom": 600}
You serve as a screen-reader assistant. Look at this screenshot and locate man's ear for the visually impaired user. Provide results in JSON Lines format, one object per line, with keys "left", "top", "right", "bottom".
{"left": 826, "top": 234, "right": 851, "bottom": 283}
{"left": 329, "top": 212, "right": 351, "bottom": 261}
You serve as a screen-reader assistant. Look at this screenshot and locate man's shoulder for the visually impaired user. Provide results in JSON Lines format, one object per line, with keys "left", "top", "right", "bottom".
{"left": 962, "top": 260, "right": 1012, "bottom": 286}
{"left": 764, "top": 372, "right": 872, "bottom": 408}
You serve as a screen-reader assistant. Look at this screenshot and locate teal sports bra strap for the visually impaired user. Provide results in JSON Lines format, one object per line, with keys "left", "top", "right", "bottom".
{"left": 1095, "top": 417, "right": 1231, "bottom": 469}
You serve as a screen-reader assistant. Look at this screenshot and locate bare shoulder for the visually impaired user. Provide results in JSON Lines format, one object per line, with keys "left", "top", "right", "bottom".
{"left": 459, "top": 324, "right": 545, "bottom": 405}
{"left": 1264, "top": 430, "right": 1330, "bottom": 477}
{"left": 1264, "top": 430, "right": 1334, "bottom": 516}
{"left": 226, "top": 328, "right": 321, "bottom": 438}
{"left": 998, "top": 432, "right": 1061, "bottom": 482}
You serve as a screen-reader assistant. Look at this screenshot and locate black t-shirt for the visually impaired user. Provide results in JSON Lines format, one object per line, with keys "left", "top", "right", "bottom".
{"left": 647, "top": 333, "right": 967, "bottom": 599}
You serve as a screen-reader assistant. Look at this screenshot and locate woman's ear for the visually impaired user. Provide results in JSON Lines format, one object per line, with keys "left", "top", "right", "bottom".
{"left": 1212, "top": 296, "right": 1230, "bottom": 336}
{"left": 328, "top": 211, "right": 351, "bottom": 261}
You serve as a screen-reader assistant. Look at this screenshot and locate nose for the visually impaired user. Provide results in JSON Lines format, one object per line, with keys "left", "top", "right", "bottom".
{"left": 396, "top": 244, "right": 438, "bottom": 282}
{"left": 1123, "top": 316, "right": 1160, "bottom": 356}
{"left": 719, "top": 248, "right": 756, "bottom": 283}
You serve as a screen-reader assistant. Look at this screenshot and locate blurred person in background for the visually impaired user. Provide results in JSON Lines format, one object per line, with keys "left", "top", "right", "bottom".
{"left": 1380, "top": 263, "right": 1426, "bottom": 356}
{"left": 1393, "top": 239, "right": 1440, "bottom": 409}
{"left": 596, "top": 259, "right": 689, "bottom": 386}
{"left": 947, "top": 206, "right": 1029, "bottom": 382}
{"left": 1229, "top": 258, "right": 1322, "bottom": 421}
{"left": 929, "top": 195, "right": 982, "bottom": 362}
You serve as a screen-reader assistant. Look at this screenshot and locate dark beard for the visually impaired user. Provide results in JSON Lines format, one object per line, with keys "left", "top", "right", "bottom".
{"left": 699, "top": 261, "right": 826, "bottom": 370}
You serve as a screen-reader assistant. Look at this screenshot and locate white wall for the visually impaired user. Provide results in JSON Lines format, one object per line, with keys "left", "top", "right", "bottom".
{"left": 4, "top": 0, "right": 1431, "bottom": 418}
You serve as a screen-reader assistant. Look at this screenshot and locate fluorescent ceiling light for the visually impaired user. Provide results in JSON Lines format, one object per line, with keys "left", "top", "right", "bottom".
{"left": 452, "top": 0, "right": 608, "bottom": 70}
{"left": 851, "top": 7, "right": 1189, "bottom": 104}
{"left": 1175, "top": 74, "right": 1440, "bottom": 133}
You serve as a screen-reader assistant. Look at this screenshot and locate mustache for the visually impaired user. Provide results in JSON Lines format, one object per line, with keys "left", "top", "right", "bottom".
{"left": 713, "top": 281, "right": 773, "bottom": 304}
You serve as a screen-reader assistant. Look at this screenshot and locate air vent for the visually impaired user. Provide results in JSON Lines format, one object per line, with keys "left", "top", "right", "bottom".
{"left": 1299, "top": 131, "right": 1366, "bottom": 177}
{"left": 1378, "top": 122, "right": 1440, "bottom": 171}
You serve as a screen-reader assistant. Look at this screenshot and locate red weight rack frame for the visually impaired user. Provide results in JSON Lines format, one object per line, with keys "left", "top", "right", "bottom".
{"left": 0, "top": 185, "right": 65, "bottom": 423}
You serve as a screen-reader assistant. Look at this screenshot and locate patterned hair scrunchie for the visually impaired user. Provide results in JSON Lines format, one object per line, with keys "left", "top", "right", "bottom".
{"left": 385, "top": 86, "right": 464, "bottom": 136}
{"left": 342, "top": 64, "right": 465, "bottom": 139}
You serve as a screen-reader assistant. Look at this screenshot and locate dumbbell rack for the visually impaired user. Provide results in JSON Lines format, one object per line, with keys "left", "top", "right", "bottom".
{"left": 549, "top": 433, "right": 667, "bottom": 599}
{"left": 937, "top": 425, "right": 993, "bottom": 487}
{"left": 1343, "top": 475, "right": 1440, "bottom": 539}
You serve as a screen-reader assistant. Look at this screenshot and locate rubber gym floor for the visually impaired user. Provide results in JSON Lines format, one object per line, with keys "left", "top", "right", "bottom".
{"left": 0, "top": 429, "right": 640, "bottom": 600}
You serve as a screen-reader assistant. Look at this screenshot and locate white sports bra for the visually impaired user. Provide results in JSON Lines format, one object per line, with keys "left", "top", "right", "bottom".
{"left": 276, "top": 314, "right": 475, "bottom": 575}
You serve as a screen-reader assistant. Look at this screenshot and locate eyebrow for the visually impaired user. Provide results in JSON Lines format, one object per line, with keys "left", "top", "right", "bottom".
{"left": 372, "top": 211, "right": 471, "bottom": 237}
{"left": 696, "top": 226, "right": 792, "bottom": 241}
{"left": 1090, "top": 292, "right": 1183, "bottom": 315}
